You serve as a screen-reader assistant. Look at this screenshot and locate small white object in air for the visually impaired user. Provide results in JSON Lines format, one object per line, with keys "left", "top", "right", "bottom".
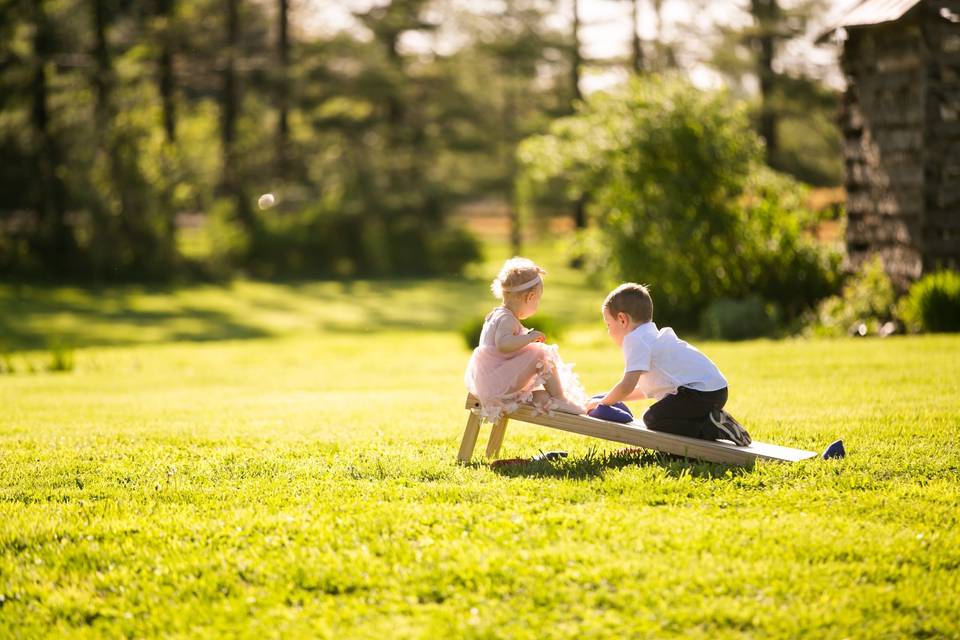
{"left": 258, "top": 193, "right": 275, "bottom": 209}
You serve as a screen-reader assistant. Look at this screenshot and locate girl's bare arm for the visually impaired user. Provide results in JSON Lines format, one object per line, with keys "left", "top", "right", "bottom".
{"left": 496, "top": 330, "right": 541, "bottom": 353}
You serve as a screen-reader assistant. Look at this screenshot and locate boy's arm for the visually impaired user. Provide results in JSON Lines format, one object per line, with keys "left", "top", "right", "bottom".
{"left": 587, "top": 370, "right": 643, "bottom": 410}
{"left": 623, "top": 385, "right": 648, "bottom": 401}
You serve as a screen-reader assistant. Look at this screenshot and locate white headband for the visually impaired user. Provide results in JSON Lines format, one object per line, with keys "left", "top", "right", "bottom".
{"left": 502, "top": 275, "right": 542, "bottom": 293}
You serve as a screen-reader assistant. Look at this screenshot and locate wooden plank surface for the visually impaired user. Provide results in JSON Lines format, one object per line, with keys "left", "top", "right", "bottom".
{"left": 464, "top": 395, "right": 817, "bottom": 466}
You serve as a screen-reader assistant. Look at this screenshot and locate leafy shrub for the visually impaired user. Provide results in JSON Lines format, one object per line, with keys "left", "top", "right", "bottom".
{"left": 429, "top": 227, "right": 484, "bottom": 276}
{"left": 459, "top": 314, "right": 566, "bottom": 350}
{"left": 699, "top": 296, "right": 780, "bottom": 341}
{"left": 805, "top": 256, "right": 896, "bottom": 337}
{"left": 213, "top": 201, "right": 482, "bottom": 279}
{"left": 47, "top": 341, "right": 75, "bottom": 373}
{"left": 734, "top": 168, "right": 842, "bottom": 320}
{"left": 0, "top": 342, "right": 75, "bottom": 375}
{"left": 0, "top": 351, "right": 14, "bottom": 375}
{"left": 898, "top": 270, "right": 960, "bottom": 333}
{"left": 519, "top": 75, "right": 840, "bottom": 328}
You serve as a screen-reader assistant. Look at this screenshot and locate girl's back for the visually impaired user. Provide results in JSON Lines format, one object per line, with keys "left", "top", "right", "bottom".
{"left": 478, "top": 307, "right": 518, "bottom": 348}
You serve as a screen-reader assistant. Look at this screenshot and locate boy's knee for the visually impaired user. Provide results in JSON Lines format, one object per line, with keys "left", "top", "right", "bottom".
{"left": 641, "top": 409, "right": 659, "bottom": 429}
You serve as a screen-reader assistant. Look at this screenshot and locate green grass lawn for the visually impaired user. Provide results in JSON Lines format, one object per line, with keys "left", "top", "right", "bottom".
{"left": 2, "top": 256, "right": 960, "bottom": 637}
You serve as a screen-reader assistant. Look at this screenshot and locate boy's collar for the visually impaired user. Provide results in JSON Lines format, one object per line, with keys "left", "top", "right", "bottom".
{"left": 628, "top": 320, "right": 657, "bottom": 335}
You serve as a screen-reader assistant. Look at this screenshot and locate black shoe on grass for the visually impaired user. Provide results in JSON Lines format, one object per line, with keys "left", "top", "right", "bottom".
{"left": 709, "top": 409, "right": 752, "bottom": 447}
{"left": 531, "top": 450, "right": 568, "bottom": 462}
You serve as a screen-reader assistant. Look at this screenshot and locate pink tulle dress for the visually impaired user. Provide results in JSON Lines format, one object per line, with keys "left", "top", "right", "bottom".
{"left": 464, "top": 307, "right": 588, "bottom": 421}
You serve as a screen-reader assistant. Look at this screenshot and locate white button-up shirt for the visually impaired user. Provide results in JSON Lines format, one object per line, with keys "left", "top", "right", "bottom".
{"left": 622, "top": 321, "right": 727, "bottom": 400}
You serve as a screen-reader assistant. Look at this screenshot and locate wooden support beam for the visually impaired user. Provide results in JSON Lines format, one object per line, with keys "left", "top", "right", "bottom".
{"left": 462, "top": 395, "right": 816, "bottom": 467}
{"left": 486, "top": 416, "right": 508, "bottom": 459}
{"left": 457, "top": 410, "right": 483, "bottom": 463}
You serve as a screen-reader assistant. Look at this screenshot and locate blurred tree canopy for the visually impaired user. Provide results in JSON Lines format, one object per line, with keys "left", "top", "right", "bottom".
{"left": 0, "top": 0, "right": 577, "bottom": 279}
{"left": 0, "top": 0, "right": 845, "bottom": 282}
{"left": 708, "top": 0, "right": 843, "bottom": 186}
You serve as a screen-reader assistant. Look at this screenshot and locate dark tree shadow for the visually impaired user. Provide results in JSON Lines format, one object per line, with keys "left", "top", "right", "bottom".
{"left": 288, "top": 277, "right": 487, "bottom": 334}
{"left": 0, "top": 285, "right": 270, "bottom": 350}
{"left": 489, "top": 447, "right": 754, "bottom": 480}
{"left": 0, "top": 276, "right": 498, "bottom": 351}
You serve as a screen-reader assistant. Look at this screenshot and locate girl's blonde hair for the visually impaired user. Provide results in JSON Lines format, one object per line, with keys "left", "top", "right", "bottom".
{"left": 491, "top": 257, "right": 546, "bottom": 300}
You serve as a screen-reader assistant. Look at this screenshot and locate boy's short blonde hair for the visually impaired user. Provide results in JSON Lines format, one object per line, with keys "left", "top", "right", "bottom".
{"left": 603, "top": 283, "right": 653, "bottom": 324}
{"left": 491, "top": 257, "right": 546, "bottom": 300}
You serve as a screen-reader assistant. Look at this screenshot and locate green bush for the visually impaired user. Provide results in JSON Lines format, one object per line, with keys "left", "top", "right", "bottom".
{"left": 699, "top": 296, "right": 780, "bottom": 341}
{"left": 0, "top": 343, "right": 75, "bottom": 375}
{"left": 898, "top": 270, "right": 960, "bottom": 333}
{"left": 47, "top": 340, "right": 75, "bottom": 373}
{"left": 429, "top": 227, "right": 484, "bottom": 277}
{"left": 519, "top": 75, "right": 840, "bottom": 328}
{"left": 734, "top": 168, "right": 843, "bottom": 320}
{"left": 805, "top": 256, "right": 896, "bottom": 337}
{"left": 459, "top": 313, "right": 566, "bottom": 350}
{"left": 0, "top": 351, "right": 14, "bottom": 375}
{"left": 221, "top": 202, "right": 482, "bottom": 279}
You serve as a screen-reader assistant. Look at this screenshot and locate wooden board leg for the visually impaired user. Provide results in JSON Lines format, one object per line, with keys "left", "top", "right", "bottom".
{"left": 458, "top": 411, "right": 483, "bottom": 463}
{"left": 486, "top": 417, "right": 509, "bottom": 460}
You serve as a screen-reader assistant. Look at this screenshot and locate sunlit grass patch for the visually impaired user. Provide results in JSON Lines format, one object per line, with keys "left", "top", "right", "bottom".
{"left": 2, "top": 258, "right": 959, "bottom": 637}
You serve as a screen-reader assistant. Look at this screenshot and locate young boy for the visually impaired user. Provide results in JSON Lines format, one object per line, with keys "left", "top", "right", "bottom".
{"left": 585, "top": 283, "right": 752, "bottom": 446}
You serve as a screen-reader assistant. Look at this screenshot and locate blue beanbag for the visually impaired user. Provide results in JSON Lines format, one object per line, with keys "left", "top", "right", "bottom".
{"left": 821, "top": 439, "right": 846, "bottom": 460}
{"left": 587, "top": 394, "right": 634, "bottom": 424}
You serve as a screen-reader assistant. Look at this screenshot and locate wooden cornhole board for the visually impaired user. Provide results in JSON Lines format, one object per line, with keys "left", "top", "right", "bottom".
{"left": 459, "top": 394, "right": 817, "bottom": 466}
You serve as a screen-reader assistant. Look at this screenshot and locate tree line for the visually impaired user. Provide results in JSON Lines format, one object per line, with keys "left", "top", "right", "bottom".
{"left": 0, "top": 0, "right": 840, "bottom": 281}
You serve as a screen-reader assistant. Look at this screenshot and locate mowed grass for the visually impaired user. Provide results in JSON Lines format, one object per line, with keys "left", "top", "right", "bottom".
{"left": 2, "top": 261, "right": 959, "bottom": 637}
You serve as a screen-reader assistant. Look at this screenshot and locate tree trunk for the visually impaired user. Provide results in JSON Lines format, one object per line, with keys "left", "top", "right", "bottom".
{"left": 506, "top": 95, "right": 521, "bottom": 254}
{"left": 501, "top": 0, "right": 522, "bottom": 254}
{"left": 652, "top": 0, "right": 676, "bottom": 69}
{"left": 157, "top": 0, "right": 177, "bottom": 143}
{"left": 93, "top": 0, "right": 145, "bottom": 269}
{"left": 221, "top": 0, "right": 254, "bottom": 230}
{"left": 30, "top": 0, "right": 69, "bottom": 270}
{"left": 276, "top": 0, "right": 289, "bottom": 173}
{"left": 155, "top": 0, "right": 179, "bottom": 264}
{"left": 631, "top": 0, "right": 644, "bottom": 74}
{"left": 92, "top": 0, "right": 112, "bottom": 131}
{"left": 571, "top": 0, "right": 587, "bottom": 238}
{"left": 222, "top": 0, "right": 238, "bottom": 179}
{"left": 384, "top": 28, "right": 405, "bottom": 130}
{"left": 571, "top": 0, "right": 582, "bottom": 103}
{"left": 751, "top": 0, "right": 779, "bottom": 160}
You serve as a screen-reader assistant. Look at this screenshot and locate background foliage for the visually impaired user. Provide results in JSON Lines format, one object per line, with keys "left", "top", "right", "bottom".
{"left": 0, "top": 0, "right": 846, "bottom": 286}
{"left": 520, "top": 76, "right": 840, "bottom": 329}
{"left": 897, "top": 270, "right": 960, "bottom": 334}
{"left": 0, "top": 0, "right": 578, "bottom": 279}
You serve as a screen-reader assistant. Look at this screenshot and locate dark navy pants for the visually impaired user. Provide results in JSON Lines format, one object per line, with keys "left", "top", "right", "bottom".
{"left": 642, "top": 386, "right": 728, "bottom": 440}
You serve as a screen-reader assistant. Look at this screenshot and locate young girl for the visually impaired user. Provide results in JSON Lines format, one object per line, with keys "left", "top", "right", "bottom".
{"left": 464, "top": 257, "right": 587, "bottom": 421}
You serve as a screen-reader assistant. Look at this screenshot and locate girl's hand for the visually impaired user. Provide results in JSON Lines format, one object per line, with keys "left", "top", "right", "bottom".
{"left": 526, "top": 330, "right": 546, "bottom": 343}
{"left": 585, "top": 399, "right": 600, "bottom": 413}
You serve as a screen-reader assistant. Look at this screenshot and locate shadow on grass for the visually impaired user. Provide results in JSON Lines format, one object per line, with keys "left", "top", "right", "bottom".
{"left": 489, "top": 447, "right": 754, "bottom": 480}
{"left": 0, "top": 277, "right": 488, "bottom": 351}
{"left": 0, "top": 274, "right": 590, "bottom": 352}
{"left": 0, "top": 298, "right": 270, "bottom": 350}
{"left": 289, "top": 277, "right": 488, "bottom": 335}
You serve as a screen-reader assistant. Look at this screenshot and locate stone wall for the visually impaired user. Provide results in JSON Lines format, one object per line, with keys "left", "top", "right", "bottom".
{"left": 840, "top": 1, "right": 960, "bottom": 290}
{"left": 841, "top": 15, "right": 926, "bottom": 290}
{"left": 924, "top": 3, "right": 960, "bottom": 273}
